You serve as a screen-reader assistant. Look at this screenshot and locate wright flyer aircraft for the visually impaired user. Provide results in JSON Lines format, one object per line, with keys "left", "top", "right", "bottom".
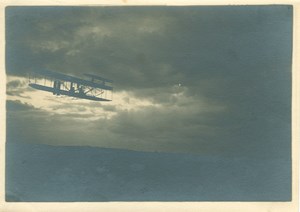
{"left": 29, "top": 70, "right": 113, "bottom": 101}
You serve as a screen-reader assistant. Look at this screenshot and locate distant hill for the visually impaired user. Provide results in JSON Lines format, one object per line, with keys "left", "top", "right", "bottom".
{"left": 6, "top": 142, "right": 290, "bottom": 201}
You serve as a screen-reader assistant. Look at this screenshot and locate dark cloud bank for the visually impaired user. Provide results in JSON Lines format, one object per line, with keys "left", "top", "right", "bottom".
{"left": 5, "top": 5, "right": 292, "bottom": 201}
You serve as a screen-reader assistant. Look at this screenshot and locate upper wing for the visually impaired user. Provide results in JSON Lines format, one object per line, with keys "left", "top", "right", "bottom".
{"left": 29, "top": 83, "right": 111, "bottom": 101}
{"left": 35, "top": 70, "right": 113, "bottom": 91}
{"left": 84, "top": 73, "right": 113, "bottom": 83}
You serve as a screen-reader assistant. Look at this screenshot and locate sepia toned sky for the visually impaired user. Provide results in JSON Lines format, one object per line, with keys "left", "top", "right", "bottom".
{"left": 6, "top": 6, "right": 292, "bottom": 157}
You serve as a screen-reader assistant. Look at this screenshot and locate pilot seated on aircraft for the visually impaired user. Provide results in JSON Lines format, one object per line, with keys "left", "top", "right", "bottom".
{"left": 78, "top": 86, "right": 84, "bottom": 96}
{"left": 53, "top": 80, "right": 61, "bottom": 95}
{"left": 70, "top": 85, "right": 75, "bottom": 94}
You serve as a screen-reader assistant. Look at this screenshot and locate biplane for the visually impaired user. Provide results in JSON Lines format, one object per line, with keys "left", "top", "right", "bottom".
{"left": 29, "top": 70, "right": 113, "bottom": 101}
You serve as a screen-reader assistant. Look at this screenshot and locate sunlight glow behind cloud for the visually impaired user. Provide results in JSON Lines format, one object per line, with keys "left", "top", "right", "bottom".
{"left": 6, "top": 74, "right": 229, "bottom": 153}
{"left": 6, "top": 76, "right": 166, "bottom": 120}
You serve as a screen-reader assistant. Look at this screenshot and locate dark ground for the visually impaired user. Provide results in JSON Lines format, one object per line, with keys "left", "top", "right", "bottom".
{"left": 6, "top": 141, "right": 291, "bottom": 202}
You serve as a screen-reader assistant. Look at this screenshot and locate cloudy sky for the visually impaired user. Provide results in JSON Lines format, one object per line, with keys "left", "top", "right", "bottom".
{"left": 6, "top": 6, "right": 292, "bottom": 158}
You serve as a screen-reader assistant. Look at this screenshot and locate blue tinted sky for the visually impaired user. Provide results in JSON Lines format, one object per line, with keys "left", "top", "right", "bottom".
{"left": 6, "top": 6, "right": 292, "bottom": 158}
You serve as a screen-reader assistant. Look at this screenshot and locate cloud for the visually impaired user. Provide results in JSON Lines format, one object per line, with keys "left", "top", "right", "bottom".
{"left": 6, "top": 100, "right": 35, "bottom": 111}
{"left": 7, "top": 79, "right": 26, "bottom": 89}
{"left": 6, "top": 84, "right": 227, "bottom": 153}
{"left": 5, "top": 6, "right": 292, "bottom": 158}
{"left": 6, "top": 77, "right": 32, "bottom": 98}
{"left": 5, "top": 6, "right": 292, "bottom": 106}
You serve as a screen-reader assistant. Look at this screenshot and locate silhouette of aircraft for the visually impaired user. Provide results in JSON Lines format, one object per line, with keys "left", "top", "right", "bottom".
{"left": 29, "top": 70, "right": 113, "bottom": 101}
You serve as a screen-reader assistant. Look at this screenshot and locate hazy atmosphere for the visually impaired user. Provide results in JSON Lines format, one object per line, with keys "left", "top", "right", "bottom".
{"left": 5, "top": 6, "right": 292, "bottom": 201}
